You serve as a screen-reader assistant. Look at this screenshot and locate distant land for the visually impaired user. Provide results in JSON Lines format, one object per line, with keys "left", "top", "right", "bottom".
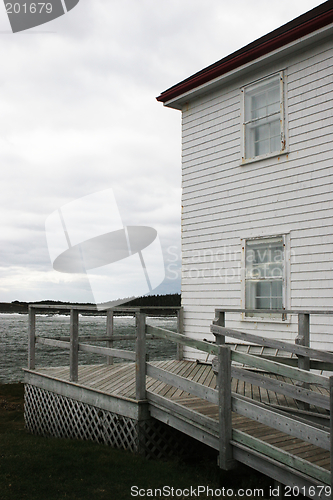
{"left": 0, "top": 294, "right": 181, "bottom": 314}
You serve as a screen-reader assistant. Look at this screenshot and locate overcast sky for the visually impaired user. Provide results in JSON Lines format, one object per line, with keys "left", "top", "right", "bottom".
{"left": 0, "top": 0, "right": 324, "bottom": 304}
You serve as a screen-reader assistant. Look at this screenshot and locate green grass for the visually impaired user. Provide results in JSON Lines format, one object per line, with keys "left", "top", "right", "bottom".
{"left": 0, "top": 383, "right": 271, "bottom": 499}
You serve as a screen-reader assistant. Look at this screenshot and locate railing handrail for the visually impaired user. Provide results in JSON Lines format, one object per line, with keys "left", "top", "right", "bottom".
{"left": 215, "top": 308, "right": 333, "bottom": 315}
{"left": 146, "top": 324, "right": 217, "bottom": 356}
{"left": 28, "top": 307, "right": 184, "bottom": 380}
{"left": 211, "top": 323, "right": 333, "bottom": 363}
{"left": 28, "top": 304, "right": 181, "bottom": 313}
{"left": 147, "top": 323, "right": 331, "bottom": 390}
{"left": 230, "top": 350, "right": 330, "bottom": 388}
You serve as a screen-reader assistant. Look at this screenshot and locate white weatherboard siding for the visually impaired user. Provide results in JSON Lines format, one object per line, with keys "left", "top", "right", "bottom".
{"left": 181, "top": 37, "right": 333, "bottom": 359}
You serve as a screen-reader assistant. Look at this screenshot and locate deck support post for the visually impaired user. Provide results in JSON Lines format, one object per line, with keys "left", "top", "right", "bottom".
{"left": 176, "top": 307, "right": 184, "bottom": 361}
{"left": 28, "top": 306, "right": 36, "bottom": 370}
{"left": 217, "top": 344, "right": 236, "bottom": 470}
{"left": 296, "top": 313, "right": 310, "bottom": 410}
{"left": 70, "top": 309, "right": 79, "bottom": 382}
{"left": 330, "top": 376, "right": 333, "bottom": 500}
{"left": 136, "top": 312, "right": 146, "bottom": 401}
{"left": 213, "top": 310, "right": 225, "bottom": 343}
{"left": 296, "top": 313, "right": 310, "bottom": 371}
{"left": 106, "top": 309, "right": 114, "bottom": 365}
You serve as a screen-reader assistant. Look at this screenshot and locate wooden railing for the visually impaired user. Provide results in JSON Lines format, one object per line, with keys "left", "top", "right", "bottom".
{"left": 211, "top": 310, "right": 333, "bottom": 488}
{"left": 27, "top": 304, "right": 183, "bottom": 389}
{"left": 139, "top": 309, "right": 333, "bottom": 492}
{"left": 28, "top": 305, "right": 333, "bottom": 493}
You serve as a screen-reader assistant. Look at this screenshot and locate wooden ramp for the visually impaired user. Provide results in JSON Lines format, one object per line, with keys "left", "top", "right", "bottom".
{"left": 24, "top": 360, "right": 331, "bottom": 499}
{"left": 25, "top": 305, "right": 333, "bottom": 500}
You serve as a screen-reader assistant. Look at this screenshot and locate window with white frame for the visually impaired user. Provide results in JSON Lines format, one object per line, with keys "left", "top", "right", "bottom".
{"left": 242, "top": 72, "right": 285, "bottom": 161}
{"left": 244, "top": 236, "right": 286, "bottom": 317}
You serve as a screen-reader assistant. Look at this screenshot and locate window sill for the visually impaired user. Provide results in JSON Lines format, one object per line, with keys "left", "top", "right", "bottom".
{"left": 241, "top": 149, "right": 289, "bottom": 166}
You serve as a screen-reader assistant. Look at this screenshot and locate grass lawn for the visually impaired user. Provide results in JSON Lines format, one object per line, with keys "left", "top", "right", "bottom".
{"left": 0, "top": 383, "right": 271, "bottom": 499}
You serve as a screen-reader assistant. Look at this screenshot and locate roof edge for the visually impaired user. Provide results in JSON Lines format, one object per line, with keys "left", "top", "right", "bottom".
{"left": 157, "top": 1, "right": 333, "bottom": 104}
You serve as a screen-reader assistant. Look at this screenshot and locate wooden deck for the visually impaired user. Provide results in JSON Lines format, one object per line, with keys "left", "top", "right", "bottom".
{"left": 31, "top": 359, "right": 329, "bottom": 415}
{"left": 25, "top": 306, "right": 333, "bottom": 499}
{"left": 25, "top": 360, "right": 330, "bottom": 485}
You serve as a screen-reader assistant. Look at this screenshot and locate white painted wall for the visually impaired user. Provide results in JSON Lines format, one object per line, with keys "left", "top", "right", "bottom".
{"left": 180, "top": 36, "right": 333, "bottom": 359}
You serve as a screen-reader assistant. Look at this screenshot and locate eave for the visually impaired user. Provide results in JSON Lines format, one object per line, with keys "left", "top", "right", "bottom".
{"left": 157, "top": 1, "right": 333, "bottom": 110}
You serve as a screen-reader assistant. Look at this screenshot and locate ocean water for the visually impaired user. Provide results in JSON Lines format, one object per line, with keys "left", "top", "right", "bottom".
{"left": 0, "top": 313, "right": 177, "bottom": 384}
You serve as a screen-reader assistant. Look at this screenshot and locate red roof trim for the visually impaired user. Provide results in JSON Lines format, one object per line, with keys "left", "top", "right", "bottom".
{"left": 157, "top": 1, "right": 333, "bottom": 104}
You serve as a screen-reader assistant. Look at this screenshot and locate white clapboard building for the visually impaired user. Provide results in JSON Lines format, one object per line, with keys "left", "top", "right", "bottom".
{"left": 157, "top": 1, "right": 333, "bottom": 358}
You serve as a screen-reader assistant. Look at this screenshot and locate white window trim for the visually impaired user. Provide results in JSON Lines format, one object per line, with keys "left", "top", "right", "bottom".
{"left": 240, "top": 234, "right": 290, "bottom": 323}
{"left": 240, "top": 71, "right": 288, "bottom": 165}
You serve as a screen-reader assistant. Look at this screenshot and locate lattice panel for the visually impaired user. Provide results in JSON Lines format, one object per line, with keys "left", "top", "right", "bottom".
{"left": 138, "top": 419, "right": 199, "bottom": 460}
{"left": 24, "top": 384, "right": 208, "bottom": 461}
{"left": 24, "top": 384, "right": 138, "bottom": 452}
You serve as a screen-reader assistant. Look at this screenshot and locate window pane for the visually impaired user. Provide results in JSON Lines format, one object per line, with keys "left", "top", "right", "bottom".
{"left": 244, "top": 74, "right": 282, "bottom": 159}
{"left": 255, "top": 281, "right": 283, "bottom": 309}
{"left": 270, "top": 119, "right": 281, "bottom": 152}
{"left": 267, "top": 86, "right": 280, "bottom": 114}
{"left": 255, "top": 123, "right": 270, "bottom": 156}
{"left": 251, "top": 118, "right": 281, "bottom": 157}
{"left": 245, "top": 281, "right": 256, "bottom": 309}
{"left": 251, "top": 92, "right": 267, "bottom": 120}
{"left": 246, "top": 238, "right": 283, "bottom": 278}
{"left": 245, "top": 237, "right": 284, "bottom": 312}
{"left": 251, "top": 85, "right": 279, "bottom": 120}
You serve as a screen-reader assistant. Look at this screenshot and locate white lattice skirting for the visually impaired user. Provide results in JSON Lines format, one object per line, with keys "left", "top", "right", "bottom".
{"left": 24, "top": 384, "right": 202, "bottom": 460}
{"left": 24, "top": 384, "right": 139, "bottom": 452}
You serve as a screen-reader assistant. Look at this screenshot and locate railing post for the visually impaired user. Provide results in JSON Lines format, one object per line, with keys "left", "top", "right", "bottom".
{"left": 136, "top": 312, "right": 146, "bottom": 400}
{"left": 106, "top": 309, "right": 114, "bottom": 365}
{"left": 296, "top": 313, "right": 310, "bottom": 371}
{"left": 330, "top": 376, "right": 333, "bottom": 500}
{"left": 28, "top": 306, "right": 36, "bottom": 370}
{"left": 176, "top": 307, "right": 184, "bottom": 361}
{"left": 296, "top": 313, "right": 310, "bottom": 410}
{"left": 70, "top": 309, "right": 79, "bottom": 382}
{"left": 217, "top": 344, "right": 235, "bottom": 470}
{"left": 213, "top": 310, "right": 225, "bottom": 344}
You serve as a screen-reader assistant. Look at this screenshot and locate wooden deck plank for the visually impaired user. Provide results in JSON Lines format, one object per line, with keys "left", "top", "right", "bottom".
{"left": 148, "top": 360, "right": 186, "bottom": 394}
{"left": 145, "top": 360, "right": 179, "bottom": 394}
{"left": 158, "top": 361, "right": 196, "bottom": 398}
{"left": 204, "top": 367, "right": 216, "bottom": 389}
{"left": 98, "top": 371, "right": 134, "bottom": 395}
{"left": 195, "top": 364, "right": 212, "bottom": 386}
{"left": 95, "top": 364, "right": 133, "bottom": 387}
{"left": 113, "top": 371, "right": 137, "bottom": 396}
{"left": 170, "top": 362, "right": 208, "bottom": 399}
{"left": 147, "top": 362, "right": 183, "bottom": 397}
{"left": 259, "top": 386, "right": 274, "bottom": 405}
{"left": 315, "top": 457, "right": 330, "bottom": 468}
{"left": 79, "top": 365, "right": 114, "bottom": 385}
{"left": 83, "top": 366, "right": 127, "bottom": 389}
{"left": 80, "top": 368, "right": 118, "bottom": 386}
{"left": 97, "top": 366, "right": 135, "bottom": 394}
{"left": 37, "top": 366, "right": 70, "bottom": 378}
{"left": 251, "top": 380, "right": 261, "bottom": 402}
